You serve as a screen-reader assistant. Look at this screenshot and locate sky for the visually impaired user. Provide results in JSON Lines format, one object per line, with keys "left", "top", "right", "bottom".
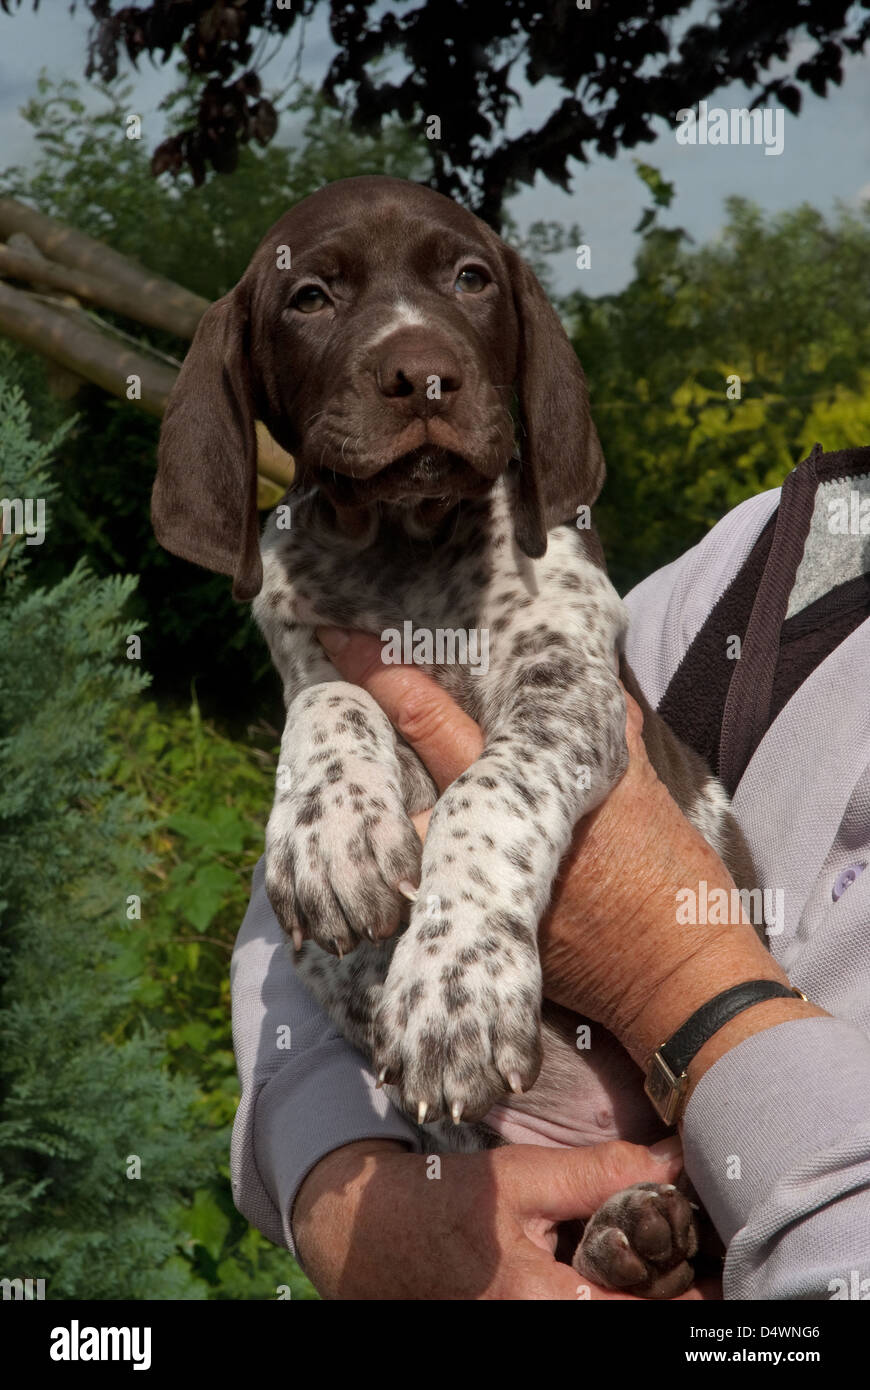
{"left": 0, "top": 1, "right": 868, "bottom": 296}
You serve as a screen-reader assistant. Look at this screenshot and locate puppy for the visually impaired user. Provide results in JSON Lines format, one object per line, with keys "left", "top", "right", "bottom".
{"left": 153, "top": 176, "right": 756, "bottom": 1296}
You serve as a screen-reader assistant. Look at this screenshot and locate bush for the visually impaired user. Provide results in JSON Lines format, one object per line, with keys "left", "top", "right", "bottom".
{"left": 567, "top": 197, "right": 870, "bottom": 592}
{"left": 0, "top": 377, "right": 314, "bottom": 1298}
{"left": 0, "top": 377, "right": 203, "bottom": 1296}
{"left": 106, "top": 695, "right": 316, "bottom": 1298}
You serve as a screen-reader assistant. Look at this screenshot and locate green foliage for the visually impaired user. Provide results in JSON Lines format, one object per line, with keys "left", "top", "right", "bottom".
{"left": 107, "top": 697, "right": 271, "bottom": 1113}
{"left": 3, "top": 71, "right": 433, "bottom": 301}
{"left": 632, "top": 160, "right": 677, "bottom": 235}
{"left": 105, "top": 696, "right": 316, "bottom": 1299}
{"left": 565, "top": 193, "right": 870, "bottom": 592}
{"left": 0, "top": 377, "right": 315, "bottom": 1299}
{"left": 0, "top": 378, "right": 205, "bottom": 1298}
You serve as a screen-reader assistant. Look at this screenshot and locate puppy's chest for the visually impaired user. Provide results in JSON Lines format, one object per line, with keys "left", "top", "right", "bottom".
{"left": 257, "top": 494, "right": 620, "bottom": 724}
{"left": 277, "top": 497, "right": 498, "bottom": 622}
{"left": 289, "top": 545, "right": 489, "bottom": 651}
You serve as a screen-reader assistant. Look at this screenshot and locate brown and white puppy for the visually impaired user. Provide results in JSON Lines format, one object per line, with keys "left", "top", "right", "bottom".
{"left": 153, "top": 175, "right": 755, "bottom": 1296}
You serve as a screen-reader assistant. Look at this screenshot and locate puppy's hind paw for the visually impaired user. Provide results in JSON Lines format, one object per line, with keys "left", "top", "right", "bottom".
{"left": 572, "top": 1182, "right": 699, "bottom": 1299}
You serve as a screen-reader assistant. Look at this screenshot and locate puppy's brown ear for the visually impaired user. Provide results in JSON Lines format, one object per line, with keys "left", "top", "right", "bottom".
{"left": 152, "top": 288, "right": 263, "bottom": 601}
{"left": 503, "top": 247, "right": 606, "bottom": 558}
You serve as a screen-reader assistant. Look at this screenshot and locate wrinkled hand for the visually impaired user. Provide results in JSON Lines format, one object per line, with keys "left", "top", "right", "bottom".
{"left": 293, "top": 1136, "right": 718, "bottom": 1300}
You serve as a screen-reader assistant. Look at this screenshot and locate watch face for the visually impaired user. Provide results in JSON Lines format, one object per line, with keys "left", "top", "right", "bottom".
{"left": 645, "top": 1051, "right": 686, "bottom": 1127}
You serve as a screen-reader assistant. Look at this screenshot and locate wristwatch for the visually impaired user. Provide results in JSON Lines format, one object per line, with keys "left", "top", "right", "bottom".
{"left": 644, "top": 980, "right": 809, "bottom": 1126}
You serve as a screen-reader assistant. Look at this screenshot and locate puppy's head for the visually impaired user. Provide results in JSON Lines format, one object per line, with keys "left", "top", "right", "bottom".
{"left": 152, "top": 175, "right": 604, "bottom": 599}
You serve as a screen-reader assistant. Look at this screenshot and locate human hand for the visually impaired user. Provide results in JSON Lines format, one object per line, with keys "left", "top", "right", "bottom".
{"left": 293, "top": 1135, "right": 717, "bottom": 1299}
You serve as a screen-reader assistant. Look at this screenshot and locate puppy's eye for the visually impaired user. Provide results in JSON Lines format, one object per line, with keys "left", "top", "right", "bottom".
{"left": 291, "top": 285, "right": 330, "bottom": 313}
{"left": 454, "top": 266, "right": 489, "bottom": 294}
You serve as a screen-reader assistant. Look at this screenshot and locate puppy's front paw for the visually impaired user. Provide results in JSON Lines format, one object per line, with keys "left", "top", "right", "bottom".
{"left": 373, "top": 931, "right": 543, "bottom": 1123}
{"left": 572, "top": 1182, "right": 699, "bottom": 1299}
{"left": 265, "top": 776, "right": 421, "bottom": 956}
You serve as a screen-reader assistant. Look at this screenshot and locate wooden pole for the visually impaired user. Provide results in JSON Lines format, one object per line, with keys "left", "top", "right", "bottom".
{"left": 0, "top": 242, "right": 206, "bottom": 343}
{"left": 0, "top": 279, "right": 176, "bottom": 416}
{"left": 0, "top": 201, "right": 295, "bottom": 501}
{"left": 0, "top": 196, "right": 210, "bottom": 339}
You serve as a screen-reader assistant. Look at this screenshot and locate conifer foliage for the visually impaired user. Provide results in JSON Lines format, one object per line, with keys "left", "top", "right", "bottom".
{"left": 0, "top": 379, "right": 209, "bottom": 1298}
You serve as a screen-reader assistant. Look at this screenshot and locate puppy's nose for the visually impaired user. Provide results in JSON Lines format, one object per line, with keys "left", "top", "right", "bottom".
{"left": 376, "top": 334, "right": 463, "bottom": 413}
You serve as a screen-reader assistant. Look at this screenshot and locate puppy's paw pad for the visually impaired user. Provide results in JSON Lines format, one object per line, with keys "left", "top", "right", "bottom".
{"left": 572, "top": 1182, "right": 698, "bottom": 1299}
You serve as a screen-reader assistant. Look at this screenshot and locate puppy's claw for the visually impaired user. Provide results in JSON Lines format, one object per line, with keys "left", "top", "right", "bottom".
{"left": 507, "top": 1070, "right": 524, "bottom": 1095}
{"left": 398, "top": 880, "right": 419, "bottom": 903}
{"left": 451, "top": 1101, "right": 464, "bottom": 1126}
{"left": 375, "top": 1066, "right": 389, "bottom": 1090}
{"left": 291, "top": 927, "right": 304, "bottom": 952}
{"left": 417, "top": 1100, "right": 428, "bottom": 1125}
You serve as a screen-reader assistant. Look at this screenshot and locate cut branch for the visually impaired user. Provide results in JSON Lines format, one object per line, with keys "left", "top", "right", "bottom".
{"left": 0, "top": 279, "right": 176, "bottom": 415}
{"left": 0, "top": 196, "right": 209, "bottom": 339}
{"left": 0, "top": 202, "right": 295, "bottom": 503}
{"left": 0, "top": 242, "right": 203, "bottom": 344}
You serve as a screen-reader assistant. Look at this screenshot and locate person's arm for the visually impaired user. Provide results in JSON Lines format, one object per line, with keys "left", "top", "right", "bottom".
{"left": 232, "top": 667, "right": 714, "bottom": 1298}
{"left": 292, "top": 1132, "right": 691, "bottom": 1299}
{"left": 315, "top": 625, "right": 870, "bottom": 1301}
{"left": 539, "top": 700, "right": 870, "bottom": 1299}
{"left": 230, "top": 855, "right": 421, "bottom": 1256}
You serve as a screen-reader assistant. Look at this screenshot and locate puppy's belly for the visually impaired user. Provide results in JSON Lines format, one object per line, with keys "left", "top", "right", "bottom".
{"left": 483, "top": 1017, "right": 668, "bottom": 1150}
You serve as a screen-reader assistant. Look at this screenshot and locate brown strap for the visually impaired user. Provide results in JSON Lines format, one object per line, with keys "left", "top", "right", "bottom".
{"left": 659, "top": 442, "right": 870, "bottom": 796}
{"left": 717, "top": 448, "right": 821, "bottom": 794}
{"left": 657, "top": 512, "right": 775, "bottom": 786}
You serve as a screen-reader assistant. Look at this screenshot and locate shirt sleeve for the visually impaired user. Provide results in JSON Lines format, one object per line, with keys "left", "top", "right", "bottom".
{"left": 682, "top": 1017, "right": 870, "bottom": 1299}
{"left": 230, "top": 856, "right": 421, "bottom": 1257}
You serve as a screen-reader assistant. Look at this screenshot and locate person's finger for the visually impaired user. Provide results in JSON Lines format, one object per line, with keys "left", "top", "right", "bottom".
{"left": 506, "top": 1138, "right": 707, "bottom": 1302}
{"left": 317, "top": 626, "right": 484, "bottom": 792}
{"left": 507, "top": 1137, "right": 684, "bottom": 1223}
{"left": 411, "top": 808, "right": 432, "bottom": 840}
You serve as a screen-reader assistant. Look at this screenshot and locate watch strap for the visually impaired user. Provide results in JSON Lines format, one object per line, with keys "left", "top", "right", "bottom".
{"left": 663, "top": 980, "right": 802, "bottom": 1073}
{"left": 645, "top": 979, "right": 807, "bottom": 1125}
